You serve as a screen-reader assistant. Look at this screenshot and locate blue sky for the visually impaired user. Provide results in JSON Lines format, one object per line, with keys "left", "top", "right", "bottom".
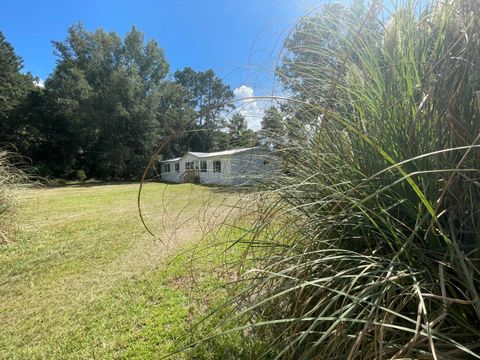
{"left": 0, "top": 0, "right": 320, "bottom": 129}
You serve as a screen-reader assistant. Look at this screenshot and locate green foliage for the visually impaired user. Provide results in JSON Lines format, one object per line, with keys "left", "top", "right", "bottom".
{"left": 45, "top": 24, "right": 170, "bottom": 179}
{"left": 174, "top": 67, "right": 235, "bottom": 151}
{"left": 218, "top": 0, "right": 480, "bottom": 358}
{"left": 157, "top": 82, "right": 196, "bottom": 158}
{"left": 260, "top": 106, "right": 284, "bottom": 148}
{"left": 73, "top": 169, "right": 87, "bottom": 181}
{"left": 227, "top": 113, "right": 256, "bottom": 148}
{"left": 0, "top": 31, "right": 37, "bottom": 147}
{"left": 278, "top": 0, "right": 379, "bottom": 129}
{"left": 0, "top": 32, "right": 33, "bottom": 118}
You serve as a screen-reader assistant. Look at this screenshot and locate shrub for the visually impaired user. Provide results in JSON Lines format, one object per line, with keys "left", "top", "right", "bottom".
{"left": 74, "top": 169, "right": 87, "bottom": 181}
{"left": 217, "top": 0, "right": 480, "bottom": 358}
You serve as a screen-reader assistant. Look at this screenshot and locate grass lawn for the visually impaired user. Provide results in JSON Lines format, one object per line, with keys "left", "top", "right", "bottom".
{"left": 0, "top": 182, "right": 257, "bottom": 359}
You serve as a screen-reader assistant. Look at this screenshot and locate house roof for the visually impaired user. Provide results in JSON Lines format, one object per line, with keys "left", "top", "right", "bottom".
{"left": 161, "top": 147, "right": 258, "bottom": 163}
{"left": 162, "top": 157, "right": 181, "bottom": 163}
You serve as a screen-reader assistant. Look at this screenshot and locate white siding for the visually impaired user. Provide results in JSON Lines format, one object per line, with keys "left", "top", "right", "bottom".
{"left": 160, "top": 148, "right": 275, "bottom": 185}
{"left": 159, "top": 160, "right": 181, "bottom": 183}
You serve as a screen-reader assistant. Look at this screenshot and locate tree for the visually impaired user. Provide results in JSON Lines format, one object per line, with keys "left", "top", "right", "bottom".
{"left": 227, "top": 113, "right": 256, "bottom": 147}
{"left": 278, "top": 1, "right": 375, "bottom": 103}
{"left": 157, "top": 82, "right": 195, "bottom": 158}
{"left": 174, "top": 67, "right": 234, "bottom": 151}
{"left": 277, "top": 1, "right": 378, "bottom": 130}
{"left": 260, "top": 106, "right": 284, "bottom": 148}
{"left": 46, "top": 24, "right": 170, "bottom": 178}
{"left": 0, "top": 31, "right": 36, "bottom": 147}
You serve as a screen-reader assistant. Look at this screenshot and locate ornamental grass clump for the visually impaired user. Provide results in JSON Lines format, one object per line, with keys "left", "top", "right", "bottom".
{"left": 221, "top": 0, "right": 480, "bottom": 358}
{"left": 0, "top": 150, "right": 27, "bottom": 244}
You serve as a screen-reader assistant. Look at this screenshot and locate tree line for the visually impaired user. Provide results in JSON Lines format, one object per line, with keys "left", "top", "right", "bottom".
{"left": 1, "top": 24, "right": 284, "bottom": 180}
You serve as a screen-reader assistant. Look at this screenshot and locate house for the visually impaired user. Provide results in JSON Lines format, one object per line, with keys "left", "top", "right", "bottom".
{"left": 159, "top": 147, "right": 274, "bottom": 185}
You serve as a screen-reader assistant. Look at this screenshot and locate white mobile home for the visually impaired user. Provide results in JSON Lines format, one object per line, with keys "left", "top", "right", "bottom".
{"left": 160, "top": 147, "right": 274, "bottom": 185}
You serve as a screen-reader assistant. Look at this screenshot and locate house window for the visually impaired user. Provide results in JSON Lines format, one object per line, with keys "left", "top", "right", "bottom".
{"left": 163, "top": 163, "right": 171, "bottom": 173}
{"left": 175, "top": 163, "right": 180, "bottom": 172}
{"left": 185, "top": 161, "right": 194, "bottom": 170}
{"left": 213, "top": 160, "right": 222, "bottom": 173}
{"left": 200, "top": 160, "right": 207, "bottom": 172}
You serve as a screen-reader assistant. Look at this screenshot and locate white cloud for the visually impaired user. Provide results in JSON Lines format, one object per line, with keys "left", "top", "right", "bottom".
{"left": 233, "top": 85, "right": 264, "bottom": 131}
{"left": 233, "top": 85, "right": 254, "bottom": 99}
{"left": 33, "top": 78, "right": 45, "bottom": 88}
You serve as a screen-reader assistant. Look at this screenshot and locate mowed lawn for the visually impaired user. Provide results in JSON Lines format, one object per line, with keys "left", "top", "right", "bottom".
{"left": 0, "top": 182, "right": 242, "bottom": 359}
